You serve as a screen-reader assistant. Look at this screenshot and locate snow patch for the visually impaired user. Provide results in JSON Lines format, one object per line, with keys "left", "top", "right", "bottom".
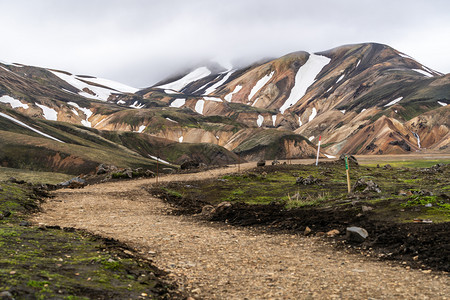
{"left": 336, "top": 74, "right": 345, "bottom": 83}
{"left": 324, "top": 153, "right": 336, "bottom": 159}
{"left": 204, "top": 70, "right": 234, "bottom": 95}
{"left": 117, "top": 100, "right": 126, "bottom": 105}
{"left": 437, "top": 101, "right": 447, "bottom": 106}
{"left": 71, "top": 109, "right": 79, "bottom": 116}
{"left": 326, "top": 87, "right": 333, "bottom": 93}
{"left": 361, "top": 109, "right": 366, "bottom": 113}
{"left": 412, "top": 69, "right": 433, "bottom": 77}
{"left": 164, "top": 89, "right": 180, "bottom": 94}
{"left": 170, "top": 98, "right": 186, "bottom": 108}
{"left": 0, "top": 66, "right": 12, "bottom": 73}
{"left": 340, "top": 110, "right": 346, "bottom": 114}
{"left": 308, "top": 107, "right": 317, "bottom": 122}
{"left": 0, "top": 95, "right": 29, "bottom": 109}
{"left": 412, "top": 132, "right": 421, "bottom": 149}
{"left": 149, "top": 155, "right": 170, "bottom": 165}
{"left": 248, "top": 71, "right": 275, "bottom": 101}
{"left": 68, "top": 102, "right": 93, "bottom": 127}
{"left": 356, "top": 59, "right": 361, "bottom": 68}
{"left": 129, "top": 101, "right": 144, "bottom": 109}
{"left": 280, "top": 53, "right": 331, "bottom": 114}
{"left": 36, "top": 103, "right": 58, "bottom": 121}
{"left": 224, "top": 85, "right": 242, "bottom": 102}
{"left": 252, "top": 98, "right": 259, "bottom": 107}
{"left": 166, "top": 117, "right": 178, "bottom": 123}
{"left": 298, "top": 116, "right": 302, "bottom": 127}
{"left": 157, "top": 67, "right": 211, "bottom": 91}
{"left": 178, "top": 136, "right": 183, "bottom": 143}
{"left": 195, "top": 100, "right": 205, "bottom": 115}
{"left": 384, "top": 97, "right": 403, "bottom": 107}
{"left": 309, "top": 136, "right": 315, "bottom": 141}
{"left": 272, "top": 115, "right": 277, "bottom": 127}
{"left": 203, "top": 96, "right": 222, "bottom": 102}
{"left": 0, "top": 112, "right": 64, "bottom": 143}
{"left": 257, "top": 115, "right": 264, "bottom": 127}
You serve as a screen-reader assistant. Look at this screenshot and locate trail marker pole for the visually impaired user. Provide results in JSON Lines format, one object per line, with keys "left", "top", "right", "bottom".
{"left": 315, "top": 136, "right": 322, "bottom": 166}
{"left": 345, "top": 155, "right": 351, "bottom": 193}
{"left": 156, "top": 150, "right": 159, "bottom": 185}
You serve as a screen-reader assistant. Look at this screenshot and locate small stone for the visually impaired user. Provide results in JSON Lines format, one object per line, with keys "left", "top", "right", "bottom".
{"left": 326, "top": 229, "right": 340, "bottom": 237}
{"left": 19, "top": 221, "right": 31, "bottom": 227}
{"left": 422, "top": 270, "right": 432, "bottom": 274}
{"left": 141, "top": 293, "right": 148, "bottom": 297}
{"left": 9, "top": 271, "right": 16, "bottom": 275}
{"left": 413, "top": 255, "right": 419, "bottom": 261}
{"left": 192, "top": 288, "right": 201, "bottom": 294}
{"left": 304, "top": 226, "right": 312, "bottom": 236}
{"left": 361, "top": 205, "right": 373, "bottom": 212}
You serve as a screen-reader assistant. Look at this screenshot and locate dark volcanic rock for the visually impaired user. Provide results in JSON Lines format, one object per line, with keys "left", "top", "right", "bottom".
{"left": 181, "top": 160, "right": 200, "bottom": 170}
{"left": 257, "top": 160, "right": 266, "bottom": 167}
{"left": 388, "top": 140, "right": 411, "bottom": 151}
{"left": 352, "top": 177, "right": 381, "bottom": 193}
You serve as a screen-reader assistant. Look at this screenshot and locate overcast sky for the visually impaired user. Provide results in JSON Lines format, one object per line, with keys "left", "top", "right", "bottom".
{"left": 0, "top": 0, "right": 449, "bottom": 87}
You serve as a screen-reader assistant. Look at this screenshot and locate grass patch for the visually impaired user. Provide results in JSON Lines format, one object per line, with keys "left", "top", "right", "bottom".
{"left": 0, "top": 167, "right": 72, "bottom": 184}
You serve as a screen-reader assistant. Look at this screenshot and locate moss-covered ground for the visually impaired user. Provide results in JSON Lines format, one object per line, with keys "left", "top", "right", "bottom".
{"left": 163, "top": 161, "right": 450, "bottom": 223}
{"left": 0, "top": 180, "right": 182, "bottom": 299}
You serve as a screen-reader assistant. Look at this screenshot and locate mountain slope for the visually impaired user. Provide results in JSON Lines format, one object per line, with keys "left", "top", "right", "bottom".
{"left": 1, "top": 42, "right": 449, "bottom": 167}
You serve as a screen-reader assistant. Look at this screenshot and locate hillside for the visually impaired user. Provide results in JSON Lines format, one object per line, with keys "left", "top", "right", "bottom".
{"left": 0, "top": 42, "right": 449, "bottom": 175}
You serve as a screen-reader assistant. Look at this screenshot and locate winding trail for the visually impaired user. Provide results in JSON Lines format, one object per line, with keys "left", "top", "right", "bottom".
{"left": 32, "top": 162, "right": 449, "bottom": 299}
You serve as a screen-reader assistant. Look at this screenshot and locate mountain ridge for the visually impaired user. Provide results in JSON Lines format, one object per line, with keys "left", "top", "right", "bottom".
{"left": 0, "top": 42, "right": 449, "bottom": 175}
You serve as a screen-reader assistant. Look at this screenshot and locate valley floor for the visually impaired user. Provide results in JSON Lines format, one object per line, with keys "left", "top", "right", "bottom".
{"left": 31, "top": 161, "right": 450, "bottom": 299}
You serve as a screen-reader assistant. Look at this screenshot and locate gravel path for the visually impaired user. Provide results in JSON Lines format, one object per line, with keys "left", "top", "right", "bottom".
{"left": 32, "top": 163, "right": 450, "bottom": 299}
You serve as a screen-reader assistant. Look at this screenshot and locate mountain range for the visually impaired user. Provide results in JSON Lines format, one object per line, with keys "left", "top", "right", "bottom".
{"left": 0, "top": 42, "right": 449, "bottom": 174}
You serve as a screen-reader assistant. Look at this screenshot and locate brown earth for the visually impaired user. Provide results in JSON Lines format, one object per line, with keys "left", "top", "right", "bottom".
{"left": 32, "top": 161, "right": 450, "bottom": 299}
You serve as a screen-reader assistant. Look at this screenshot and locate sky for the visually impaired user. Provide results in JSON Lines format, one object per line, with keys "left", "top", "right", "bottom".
{"left": 0, "top": 0, "right": 449, "bottom": 88}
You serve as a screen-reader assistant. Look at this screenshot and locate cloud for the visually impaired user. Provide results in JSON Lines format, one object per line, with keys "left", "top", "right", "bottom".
{"left": 0, "top": 0, "right": 449, "bottom": 87}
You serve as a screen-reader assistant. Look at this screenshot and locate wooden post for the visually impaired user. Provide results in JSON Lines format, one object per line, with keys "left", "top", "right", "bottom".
{"left": 345, "top": 155, "right": 351, "bottom": 193}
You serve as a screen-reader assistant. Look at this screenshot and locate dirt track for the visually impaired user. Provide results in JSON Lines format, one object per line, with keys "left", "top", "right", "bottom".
{"left": 32, "top": 162, "right": 450, "bottom": 299}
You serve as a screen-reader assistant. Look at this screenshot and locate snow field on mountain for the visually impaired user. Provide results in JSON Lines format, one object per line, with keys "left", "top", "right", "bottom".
{"left": 224, "top": 85, "right": 242, "bottom": 102}
{"left": 248, "top": 71, "right": 275, "bottom": 101}
{"left": 272, "top": 115, "right": 277, "bottom": 127}
{"left": 204, "top": 70, "right": 234, "bottom": 95}
{"left": 0, "top": 112, "right": 64, "bottom": 143}
{"left": 336, "top": 74, "right": 345, "bottom": 83}
{"left": 157, "top": 67, "right": 211, "bottom": 91}
{"left": 36, "top": 103, "right": 58, "bottom": 121}
{"left": 50, "top": 70, "right": 128, "bottom": 101}
{"left": 80, "top": 77, "right": 138, "bottom": 93}
{"left": 195, "top": 100, "right": 205, "bottom": 114}
{"left": 384, "top": 97, "right": 403, "bottom": 107}
{"left": 437, "top": 101, "right": 447, "bottom": 106}
{"left": 279, "top": 54, "right": 331, "bottom": 114}
{"left": 129, "top": 101, "right": 144, "bottom": 109}
{"left": 68, "top": 102, "right": 92, "bottom": 127}
{"left": 170, "top": 98, "right": 186, "bottom": 108}
{"left": 0, "top": 95, "right": 29, "bottom": 109}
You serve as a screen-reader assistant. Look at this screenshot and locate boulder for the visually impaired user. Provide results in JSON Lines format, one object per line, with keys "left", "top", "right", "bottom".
{"left": 352, "top": 177, "right": 381, "bottom": 193}
{"left": 346, "top": 226, "right": 368, "bottom": 243}
{"left": 304, "top": 226, "right": 312, "bottom": 236}
{"left": 296, "top": 175, "right": 319, "bottom": 185}
{"left": 96, "top": 164, "right": 109, "bottom": 175}
{"left": 59, "top": 177, "right": 86, "bottom": 189}
{"left": 257, "top": 160, "right": 266, "bottom": 167}
{"left": 181, "top": 160, "right": 200, "bottom": 170}
{"left": 0, "top": 291, "right": 14, "bottom": 300}
{"left": 271, "top": 160, "right": 280, "bottom": 165}
{"left": 144, "top": 170, "right": 155, "bottom": 177}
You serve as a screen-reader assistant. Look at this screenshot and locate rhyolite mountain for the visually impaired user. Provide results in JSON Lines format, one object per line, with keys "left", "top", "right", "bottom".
{"left": 0, "top": 43, "right": 449, "bottom": 173}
